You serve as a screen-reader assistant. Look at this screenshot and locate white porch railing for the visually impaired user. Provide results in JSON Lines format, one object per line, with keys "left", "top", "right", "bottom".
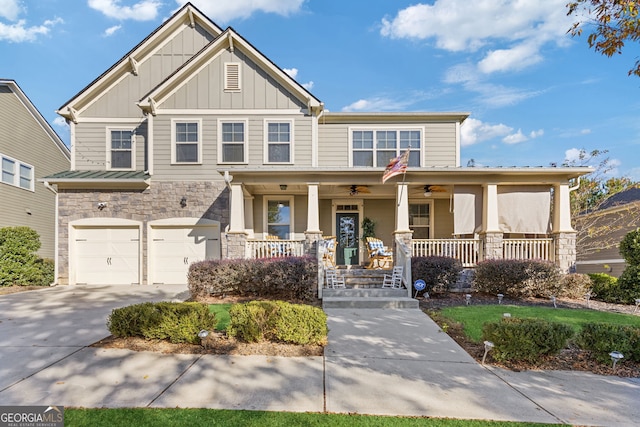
{"left": 503, "top": 238, "right": 553, "bottom": 261}
{"left": 246, "top": 239, "right": 306, "bottom": 259}
{"left": 412, "top": 239, "right": 482, "bottom": 267}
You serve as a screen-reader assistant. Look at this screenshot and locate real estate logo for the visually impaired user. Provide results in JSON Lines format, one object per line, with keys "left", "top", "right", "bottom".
{"left": 0, "top": 406, "right": 64, "bottom": 427}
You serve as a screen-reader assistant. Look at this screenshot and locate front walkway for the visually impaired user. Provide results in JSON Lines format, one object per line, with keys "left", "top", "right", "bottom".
{"left": 0, "top": 286, "right": 638, "bottom": 425}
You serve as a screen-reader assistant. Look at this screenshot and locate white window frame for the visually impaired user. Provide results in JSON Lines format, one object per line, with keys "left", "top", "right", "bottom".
{"left": 263, "top": 196, "right": 295, "bottom": 240}
{"left": 106, "top": 127, "right": 135, "bottom": 171}
{"left": 224, "top": 62, "right": 241, "bottom": 92}
{"left": 263, "top": 119, "right": 294, "bottom": 164}
{"left": 348, "top": 126, "right": 423, "bottom": 167}
{"left": 1, "top": 153, "right": 34, "bottom": 192}
{"left": 171, "top": 119, "right": 202, "bottom": 165}
{"left": 218, "top": 119, "right": 248, "bottom": 164}
{"left": 408, "top": 199, "right": 434, "bottom": 239}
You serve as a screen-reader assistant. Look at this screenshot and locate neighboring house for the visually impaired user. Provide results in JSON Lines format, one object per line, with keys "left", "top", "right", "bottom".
{"left": 575, "top": 187, "right": 640, "bottom": 277}
{"left": 0, "top": 79, "right": 71, "bottom": 261}
{"left": 45, "top": 3, "right": 589, "bottom": 288}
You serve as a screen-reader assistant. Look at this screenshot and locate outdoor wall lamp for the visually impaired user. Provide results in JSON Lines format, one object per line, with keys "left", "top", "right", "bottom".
{"left": 280, "top": 184, "right": 287, "bottom": 190}
{"left": 180, "top": 196, "right": 187, "bottom": 208}
{"left": 97, "top": 202, "right": 107, "bottom": 210}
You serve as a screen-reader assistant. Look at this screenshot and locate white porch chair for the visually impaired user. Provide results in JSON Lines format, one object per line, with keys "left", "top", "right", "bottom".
{"left": 382, "top": 266, "right": 403, "bottom": 289}
{"left": 325, "top": 267, "right": 346, "bottom": 288}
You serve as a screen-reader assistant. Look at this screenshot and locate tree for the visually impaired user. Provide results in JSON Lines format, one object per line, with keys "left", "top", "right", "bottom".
{"left": 567, "top": 0, "right": 640, "bottom": 77}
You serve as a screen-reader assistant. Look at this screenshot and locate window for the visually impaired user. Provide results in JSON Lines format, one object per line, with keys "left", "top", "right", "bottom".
{"left": 219, "top": 121, "right": 246, "bottom": 163}
{"left": 172, "top": 120, "right": 201, "bottom": 164}
{"left": 109, "top": 130, "right": 133, "bottom": 169}
{"left": 409, "top": 203, "right": 431, "bottom": 239}
{"left": 265, "top": 121, "right": 292, "bottom": 163}
{"left": 1, "top": 153, "right": 33, "bottom": 191}
{"left": 351, "top": 129, "right": 421, "bottom": 167}
{"left": 266, "top": 198, "right": 293, "bottom": 239}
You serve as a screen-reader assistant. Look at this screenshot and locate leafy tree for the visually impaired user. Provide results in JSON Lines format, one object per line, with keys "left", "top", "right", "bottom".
{"left": 567, "top": 0, "right": 640, "bottom": 77}
{"left": 0, "top": 226, "right": 53, "bottom": 286}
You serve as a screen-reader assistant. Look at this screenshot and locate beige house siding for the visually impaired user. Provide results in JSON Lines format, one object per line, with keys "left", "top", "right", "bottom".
{"left": 0, "top": 84, "right": 70, "bottom": 258}
{"left": 317, "top": 124, "right": 355, "bottom": 167}
{"left": 82, "top": 23, "right": 216, "bottom": 118}
{"left": 74, "top": 120, "right": 147, "bottom": 171}
{"left": 424, "top": 122, "right": 458, "bottom": 167}
{"left": 162, "top": 49, "right": 306, "bottom": 110}
{"left": 432, "top": 198, "right": 454, "bottom": 238}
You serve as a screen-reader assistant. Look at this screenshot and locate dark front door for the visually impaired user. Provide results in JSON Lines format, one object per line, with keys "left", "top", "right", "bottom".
{"left": 336, "top": 212, "right": 359, "bottom": 266}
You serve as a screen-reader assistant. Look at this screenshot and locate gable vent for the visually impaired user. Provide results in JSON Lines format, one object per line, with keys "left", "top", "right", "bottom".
{"left": 225, "top": 63, "right": 241, "bottom": 91}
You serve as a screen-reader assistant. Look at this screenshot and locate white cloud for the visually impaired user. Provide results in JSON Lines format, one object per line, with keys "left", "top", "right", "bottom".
{"left": 88, "top": 0, "right": 161, "bottom": 21}
{"left": 0, "top": 17, "right": 62, "bottom": 43}
{"left": 381, "top": 0, "right": 572, "bottom": 74}
{"left": 581, "top": 129, "right": 592, "bottom": 135}
{"left": 53, "top": 116, "right": 69, "bottom": 129}
{"left": 283, "top": 68, "right": 298, "bottom": 79}
{"left": 460, "top": 118, "right": 512, "bottom": 146}
{"left": 0, "top": 0, "right": 22, "bottom": 21}
{"left": 302, "top": 81, "right": 314, "bottom": 90}
{"left": 503, "top": 129, "right": 527, "bottom": 144}
{"left": 178, "top": 0, "right": 305, "bottom": 23}
{"left": 103, "top": 24, "right": 121, "bottom": 36}
{"left": 341, "top": 96, "right": 415, "bottom": 112}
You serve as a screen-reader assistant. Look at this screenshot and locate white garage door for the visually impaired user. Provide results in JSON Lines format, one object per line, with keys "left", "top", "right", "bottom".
{"left": 151, "top": 225, "right": 220, "bottom": 285}
{"left": 74, "top": 227, "right": 140, "bottom": 285}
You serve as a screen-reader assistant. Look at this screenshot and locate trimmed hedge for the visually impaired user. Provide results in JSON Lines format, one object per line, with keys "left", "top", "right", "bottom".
{"left": 411, "top": 256, "right": 462, "bottom": 294}
{"left": 188, "top": 256, "right": 317, "bottom": 302}
{"left": 107, "top": 302, "right": 217, "bottom": 344}
{"left": 0, "top": 226, "right": 54, "bottom": 287}
{"left": 473, "top": 259, "right": 561, "bottom": 298}
{"left": 227, "top": 300, "right": 327, "bottom": 345}
{"left": 576, "top": 322, "right": 640, "bottom": 363}
{"left": 482, "top": 318, "right": 574, "bottom": 363}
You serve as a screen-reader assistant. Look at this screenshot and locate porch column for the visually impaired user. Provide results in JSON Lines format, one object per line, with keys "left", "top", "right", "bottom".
{"left": 305, "top": 183, "right": 323, "bottom": 258}
{"left": 481, "top": 183, "right": 503, "bottom": 259}
{"left": 552, "top": 182, "right": 577, "bottom": 273}
{"left": 395, "top": 183, "right": 411, "bottom": 232}
{"left": 226, "top": 183, "right": 247, "bottom": 259}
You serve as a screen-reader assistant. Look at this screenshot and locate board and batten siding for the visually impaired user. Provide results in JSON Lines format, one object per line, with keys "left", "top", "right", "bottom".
{"left": 74, "top": 120, "right": 147, "bottom": 171}
{"left": 82, "top": 23, "right": 216, "bottom": 118}
{"left": 0, "top": 85, "right": 70, "bottom": 258}
{"left": 162, "top": 49, "right": 306, "bottom": 111}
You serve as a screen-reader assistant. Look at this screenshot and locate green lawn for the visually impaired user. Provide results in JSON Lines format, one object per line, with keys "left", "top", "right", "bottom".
{"left": 209, "top": 303, "right": 232, "bottom": 331}
{"left": 65, "top": 408, "right": 560, "bottom": 426}
{"left": 439, "top": 305, "right": 640, "bottom": 342}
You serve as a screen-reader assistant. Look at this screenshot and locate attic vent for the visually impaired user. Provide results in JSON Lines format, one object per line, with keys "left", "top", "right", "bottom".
{"left": 225, "top": 63, "right": 241, "bottom": 91}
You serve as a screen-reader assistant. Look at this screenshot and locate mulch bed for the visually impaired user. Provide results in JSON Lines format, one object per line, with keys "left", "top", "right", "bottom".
{"left": 420, "top": 292, "right": 640, "bottom": 378}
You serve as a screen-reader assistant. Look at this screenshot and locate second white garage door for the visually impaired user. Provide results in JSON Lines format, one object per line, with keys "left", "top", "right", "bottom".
{"left": 150, "top": 224, "right": 220, "bottom": 285}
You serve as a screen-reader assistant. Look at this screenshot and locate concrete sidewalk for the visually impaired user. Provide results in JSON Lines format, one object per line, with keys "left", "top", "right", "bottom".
{"left": 0, "top": 286, "right": 639, "bottom": 425}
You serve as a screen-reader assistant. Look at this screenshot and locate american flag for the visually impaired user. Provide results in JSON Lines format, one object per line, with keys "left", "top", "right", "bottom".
{"left": 381, "top": 148, "right": 410, "bottom": 183}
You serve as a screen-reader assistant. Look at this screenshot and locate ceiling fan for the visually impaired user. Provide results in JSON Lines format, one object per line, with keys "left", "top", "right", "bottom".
{"left": 423, "top": 185, "right": 448, "bottom": 196}
{"left": 344, "top": 185, "right": 371, "bottom": 196}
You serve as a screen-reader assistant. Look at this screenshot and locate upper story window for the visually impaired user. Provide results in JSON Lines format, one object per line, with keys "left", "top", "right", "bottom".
{"left": 1, "top": 153, "right": 33, "bottom": 191}
{"left": 409, "top": 202, "right": 432, "bottom": 239}
{"left": 265, "top": 121, "right": 293, "bottom": 163}
{"left": 172, "top": 119, "right": 201, "bottom": 164}
{"left": 219, "top": 120, "right": 247, "bottom": 164}
{"left": 109, "top": 129, "right": 134, "bottom": 170}
{"left": 351, "top": 129, "right": 421, "bottom": 167}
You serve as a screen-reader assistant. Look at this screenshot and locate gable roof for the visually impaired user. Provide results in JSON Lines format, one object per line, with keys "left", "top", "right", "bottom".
{"left": 137, "top": 26, "right": 322, "bottom": 114}
{"left": 56, "top": 2, "right": 223, "bottom": 120}
{"left": 0, "top": 79, "right": 70, "bottom": 160}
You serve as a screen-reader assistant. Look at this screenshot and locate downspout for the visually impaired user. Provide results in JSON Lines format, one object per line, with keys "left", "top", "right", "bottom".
{"left": 43, "top": 181, "right": 59, "bottom": 286}
{"left": 569, "top": 176, "right": 581, "bottom": 192}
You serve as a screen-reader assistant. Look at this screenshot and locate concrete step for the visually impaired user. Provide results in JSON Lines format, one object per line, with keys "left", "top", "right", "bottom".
{"left": 323, "top": 288, "right": 407, "bottom": 298}
{"left": 322, "top": 296, "right": 419, "bottom": 309}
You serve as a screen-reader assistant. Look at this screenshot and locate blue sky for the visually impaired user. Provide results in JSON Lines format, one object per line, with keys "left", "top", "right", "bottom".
{"left": 2, "top": 0, "right": 640, "bottom": 179}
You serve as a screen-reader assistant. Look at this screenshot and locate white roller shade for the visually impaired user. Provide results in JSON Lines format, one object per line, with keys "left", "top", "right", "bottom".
{"left": 497, "top": 185, "right": 551, "bottom": 233}
{"left": 453, "top": 185, "right": 483, "bottom": 235}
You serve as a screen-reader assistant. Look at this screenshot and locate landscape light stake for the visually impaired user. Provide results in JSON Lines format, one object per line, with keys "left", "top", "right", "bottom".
{"left": 465, "top": 294, "right": 471, "bottom": 305}
{"left": 585, "top": 292, "right": 592, "bottom": 308}
{"left": 497, "top": 294, "right": 504, "bottom": 305}
{"left": 609, "top": 351, "right": 624, "bottom": 372}
{"left": 550, "top": 295, "right": 557, "bottom": 308}
{"left": 635, "top": 299, "right": 640, "bottom": 313}
{"left": 482, "top": 341, "right": 494, "bottom": 365}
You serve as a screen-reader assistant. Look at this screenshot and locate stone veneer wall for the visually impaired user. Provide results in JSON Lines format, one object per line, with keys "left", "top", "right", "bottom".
{"left": 553, "top": 231, "right": 577, "bottom": 273}
{"left": 57, "top": 181, "right": 229, "bottom": 284}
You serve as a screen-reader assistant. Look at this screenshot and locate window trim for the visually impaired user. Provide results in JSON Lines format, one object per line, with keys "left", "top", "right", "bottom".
{"left": 218, "top": 118, "right": 248, "bottom": 164}
{"left": 408, "top": 199, "right": 434, "bottom": 239}
{"left": 263, "top": 119, "right": 294, "bottom": 164}
{"left": 1, "top": 153, "right": 34, "bottom": 192}
{"left": 171, "top": 119, "right": 202, "bottom": 165}
{"left": 263, "top": 196, "right": 295, "bottom": 240}
{"left": 348, "top": 126, "right": 423, "bottom": 167}
{"left": 106, "top": 127, "right": 136, "bottom": 171}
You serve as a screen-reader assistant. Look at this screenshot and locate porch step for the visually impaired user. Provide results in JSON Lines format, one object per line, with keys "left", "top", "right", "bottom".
{"left": 322, "top": 287, "right": 418, "bottom": 309}
{"left": 335, "top": 267, "right": 389, "bottom": 288}
{"left": 323, "top": 288, "right": 407, "bottom": 298}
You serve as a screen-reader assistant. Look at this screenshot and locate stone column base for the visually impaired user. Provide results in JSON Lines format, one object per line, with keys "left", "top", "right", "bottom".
{"left": 480, "top": 231, "right": 503, "bottom": 260}
{"left": 304, "top": 231, "right": 323, "bottom": 259}
{"left": 553, "top": 231, "right": 577, "bottom": 273}
{"left": 224, "top": 232, "right": 248, "bottom": 259}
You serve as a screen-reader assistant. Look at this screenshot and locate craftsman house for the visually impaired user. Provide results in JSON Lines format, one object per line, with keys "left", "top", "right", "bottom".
{"left": 45, "top": 3, "right": 589, "bottom": 289}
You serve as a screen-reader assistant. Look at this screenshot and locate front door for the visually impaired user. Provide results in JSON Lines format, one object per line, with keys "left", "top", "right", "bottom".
{"left": 336, "top": 212, "right": 359, "bottom": 266}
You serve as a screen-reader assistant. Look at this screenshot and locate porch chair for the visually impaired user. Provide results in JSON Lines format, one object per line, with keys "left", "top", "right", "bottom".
{"left": 325, "top": 267, "right": 345, "bottom": 288}
{"left": 365, "top": 237, "right": 393, "bottom": 269}
{"left": 321, "top": 236, "right": 336, "bottom": 267}
{"left": 265, "top": 234, "right": 285, "bottom": 257}
{"left": 382, "top": 265, "right": 403, "bottom": 289}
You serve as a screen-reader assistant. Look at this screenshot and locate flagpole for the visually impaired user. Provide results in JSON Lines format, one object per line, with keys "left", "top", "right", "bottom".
{"left": 397, "top": 146, "right": 410, "bottom": 207}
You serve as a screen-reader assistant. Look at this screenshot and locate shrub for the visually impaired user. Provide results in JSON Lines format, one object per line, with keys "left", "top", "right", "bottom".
{"left": 227, "top": 300, "right": 327, "bottom": 345}
{"left": 411, "top": 256, "right": 462, "bottom": 294}
{"left": 0, "top": 227, "right": 53, "bottom": 287}
{"left": 188, "top": 256, "right": 317, "bottom": 302}
{"left": 616, "top": 265, "right": 640, "bottom": 304}
{"left": 107, "top": 302, "right": 217, "bottom": 344}
{"left": 482, "top": 318, "right": 574, "bottom": 363}
{"left": 587, "top": 273, "right": 637, "bottom": 304}
{"left": 619, "top": 227, "right": 640, "bottom": 266}
{"left": 576, "top": 323, "right": 640, "bottom": 363}
{"left": 558, "top": 273, "right": 592, "bottom": 299}
{"left": 473, "top": 259, "right": 561, "bottom": 298}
